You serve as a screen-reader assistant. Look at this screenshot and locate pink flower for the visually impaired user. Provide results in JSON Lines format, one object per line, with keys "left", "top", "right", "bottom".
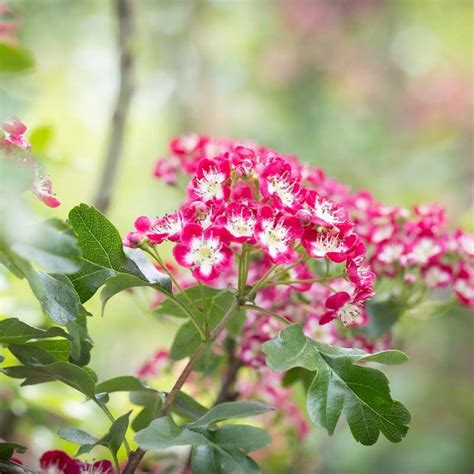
{"left": 173, "top": 223, "right": 233, "bottom": 282}
{"left": 39, "top": 450, "right": 113, "bottom": 474}
{"left": 1, "top": 116, "right": 30, "bottom": 150}
{"left": 454, "top": 264, "right": 474, "bottom": 306}
{"left": 300, "top": 190, "right": 351, "bottom": 232}
{"left": 170, "top": 133, "right": 204, "bottom": 155}
{"left": 302, "top": 229, "right": 361, "bottom": 263}
{"left": 136, "top": 349, "right": 169, "bottom": 378}
{"left": 421, "top": 263, "right": 452, "bottom": 288}
{"left": 148, "top": 212, "right": 186, "bottom": 244}
{"left": 260, "top": 158, "right": 305, "bottom": 210}
{"left": 218, "top": 202, "right": 257, "bottom": 243}
{"left": 321, "top": 291, "right": 364, "bottom": 326}
{"left": 188, "top": 158, "right": 231, "bottom": 202}
{"left": 153, "top": 156, "right": 180, "bottom": 185}
{"left": 255, "top": 206, "right": 303, "bottom": 264}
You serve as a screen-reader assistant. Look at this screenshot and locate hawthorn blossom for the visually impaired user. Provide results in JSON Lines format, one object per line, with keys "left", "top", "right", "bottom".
{"left": 188, "top": 158, "right": 231, "bottom": 202}
{"left": 255, "top": 207, "right": 302, "bottom": 264}
{"left": 321, "top": 291, "right": 363, "bottom": 326}
{"left": 302, "top": 229, "right": 362, "bottom": 263}
{"left": 218, "top": 202, "right": 257, "bottom": 243}
{"left": 1, "top": 117, "right": 61, "bottom": 208}
{"left": 39, "top": 451, "right": 113, "bottom": 474}
{"left": 173, "top": 223, "right": 233, "bottom": 282}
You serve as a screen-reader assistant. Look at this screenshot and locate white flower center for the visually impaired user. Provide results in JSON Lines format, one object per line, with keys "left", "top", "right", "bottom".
{"left": 311, "top": 233, "right": 343, "bottom": 256}
{"left": 339, "top": 303, "right": 360, "bottom": 326}
{"left": 227, "top": 212, "right": 256, "bottom": 237}
{"left": 379, "top": 243, "right": 404, "bottom": 263}
{"left": 460, "top": 235, "right": 474, "bottom": 255}
{"left": 268, "top": 176, "right": 298, "bottom": 206}
{"left": 259, "top": 221, "right": 290, "bottom": 258}
{"left": 195, "top": 168, "right": 226, "bottom": 201}
{"left": 153, "top": 213, "right": 183, "bottom": 235}
{"left": 454, "top": 279, "right": 474, "bottom": 299}
{"left": 312, "top": 197, "right": 342, "bottom": 225}
{"left": 411, "top": 238, "right": 441, "bottom": 264}
{"left": 186, "top": 235, "right": 224, "bottom": 276}
{"left": 424, "top": 267, "right": 450, "bottom": 288}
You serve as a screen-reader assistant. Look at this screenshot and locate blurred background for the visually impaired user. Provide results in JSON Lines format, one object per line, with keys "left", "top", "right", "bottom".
{"left": 0, "top": 0, "right": 473, "bottom": 472}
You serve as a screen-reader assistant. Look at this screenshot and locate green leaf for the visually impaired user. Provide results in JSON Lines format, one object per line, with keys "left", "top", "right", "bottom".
{"left": 0, "top": 43, "right": 34, "bottom": 72}
{"left": 358, "top": 299, "right": 403, "bottom": 340}
{"left": 99, "top": 411, "right": 131, "bottom": 456}
{"left": 41, "top": 362, "right": 97, "bottom": 397}
{"left": 168, "top": 288, "right": 237, "bottom": 361}
{"left": 1, "top": 365, "right": 57, "bottom": 385}
{"left": 68, "top": 204, "right": 171, "bottom": 304}
{"left": 170, "top": 321, "right": 201, "bottom": 360}
{"left": 68, "top": 204, "right": 126, "bottom": 271}
{"left": 262, "top": 325, "right": 410, "bottom": 445}
{"left": 129, "top": 391, "right": 163, "bottom": 432}
{"left": 66, "top": 309, "right": 93, "bottom": 366}
{"left": 58, "top": 427, "right": 98, "bottom": 446}
{"left": 172, "top": 391, "right": 208, "bottom": 421}
{"left": 3, "top": 361, "right": 97, "bottom": 397}
{"left": 135, "top": 416, "right": 209, "bottom": 450}
{"left": 188, "top": 401, "right": 274, "bottom": 428}
{"left": 136, "top": 416, "right": 264, "bottom": 474}
{"left": 211, "top": 424, "right": 271, "bottom": 453}
{"left": 20, "top": 266, "right": 81, "bottom": 325}
{"left": 26, "top": 340, "right": 72, "bottom": 362}
{"left": 261, "top": 324, "right": 319, "bottom": 372}
{"left": 96, "top": 376, "right": 151, "bottom": 394}
{"left": 156, "top": 286, "right": 223, "bottom": 319}
{"left": 59, "top": 413, "right": 131, "bottom": 458}
{"left": 0, "top": 442, "right": 26, "bottom": 460}
{"left": 0, "top": 318, "right": 70, "bottom": 344}
{"left": 191, "top": 445, "right": 261, "bottom": 474}
{"left": 8, "top": 344, "right": 56, "bottom": 365}
{"left": 68, "top": 261, "right": 115, "bottom": 303}
{"left": 358, "top": 350, "right": 409, "bottom": 365}
{"left": 11, "top": 219, "right": 82, "bottom": 274}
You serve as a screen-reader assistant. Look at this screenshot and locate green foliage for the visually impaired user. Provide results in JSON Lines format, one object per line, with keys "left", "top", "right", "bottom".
{"left": 263, "top": 324, "right": 410, "bottom": 445}
{"left": 96, "top": 375, "right": 151, "bottom": 394}
{"left": 187, "top": 401, "right": 274, "bottom": 428}
{"left": 59, "top": 411, "right": 131, "bottom": 457}
{"left": 166, "top": 287, "right": 239, "bottom": 360}
{"left": 19, "top": 269, "right": 81, "bottom": 326}
{"left": 0, "top": 442, "right": 27, "bottom": 460}
{"left": 2, "top": 360, "right": 97, "bottom": 397}
{"left": 0, "top": 43, "right": 34, "bottom": 72}
{"left": 68, "top": 204, "right": 171, "bottom": 308}
{"left": 358, "top": 299, "right": 403, "bottom": 340}
{"left": 135, "top": 402, "right": 273, "bottom": 474}
{"left": 129, "top": 391, "right": 163, "bottom": 432}
{"left": 0, "top": 318, "right": 70, "bottom": 344}
{"left": 11, "top": 219, "right": 82, "bottom": 274}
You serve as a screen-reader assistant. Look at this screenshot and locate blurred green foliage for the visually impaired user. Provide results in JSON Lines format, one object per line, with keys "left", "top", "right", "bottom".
{"left": 0, "top": 0, "right": 472, "bottom": 472}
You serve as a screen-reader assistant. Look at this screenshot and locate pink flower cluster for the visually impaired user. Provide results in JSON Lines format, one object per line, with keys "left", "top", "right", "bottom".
{"left": 17, "top": 450, "right": 113, "bottom": 474}
{"left": 127, "top": 135, "right": 376, "bottom": 329}
{"left": 345, "top": 195, "right": 474, "bottom": 307}
{"left": 0, "top": 117, "right": 60, "bottom": 208}
{"left": 144, "top": 134, "right": 473, "bottom": 310}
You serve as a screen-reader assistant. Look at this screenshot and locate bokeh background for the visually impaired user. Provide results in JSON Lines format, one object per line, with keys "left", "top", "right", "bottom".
{"left": 1, "top": 0, "right": 473, "bottom": 473}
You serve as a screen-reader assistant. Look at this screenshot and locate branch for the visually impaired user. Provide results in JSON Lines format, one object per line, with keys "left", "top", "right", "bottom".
{"left": 93, "top": 0, "right": 136, "bottom": 213}
{"left": 122, "top": 297, "right": 241, "bottom": 474}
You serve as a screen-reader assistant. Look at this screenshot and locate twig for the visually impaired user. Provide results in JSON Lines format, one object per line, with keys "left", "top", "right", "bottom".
{"left": 93, "top": 0, "right": 136, "bottom": 213}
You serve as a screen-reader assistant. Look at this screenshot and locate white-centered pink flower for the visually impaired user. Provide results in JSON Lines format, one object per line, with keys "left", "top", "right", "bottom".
{"left": 189, "top": 158, "right": 230, "bottom": 202}
{"left": 173, "top": 223, "right": 232, "bottom": 282}
{"left": 255, "top": 207, "right": 302, "bottom": 264}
